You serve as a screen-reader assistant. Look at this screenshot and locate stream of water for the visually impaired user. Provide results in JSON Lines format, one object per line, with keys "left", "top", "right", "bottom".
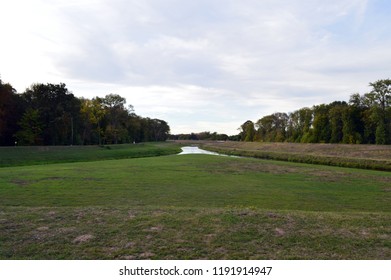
{"left": 178, "top": 146, "right": 220, "bottom": 155}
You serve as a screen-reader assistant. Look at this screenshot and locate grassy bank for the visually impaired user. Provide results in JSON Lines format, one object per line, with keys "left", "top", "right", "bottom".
{"left": 198, "top": 141, "right": 391, "bottom": 171}
{"left": 1, "top": 154, "right": 390, "bottom": 259}
{"left": 0, "top": 142, "right": 181, "bottom": 167}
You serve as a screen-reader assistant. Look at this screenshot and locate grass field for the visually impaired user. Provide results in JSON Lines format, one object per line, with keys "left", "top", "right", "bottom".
{"left": 0, "top": 142, "right": 181, "bottom": 167}
{"left": 0, "top": 142, "right": 390, "bottom": 259}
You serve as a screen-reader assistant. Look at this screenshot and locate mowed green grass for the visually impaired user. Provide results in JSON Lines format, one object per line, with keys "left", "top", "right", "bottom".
{"left": 0, "top": 151, "right": 390, "bottom": 259}
{"left": 0, "top": 142, "right": 181, "bottom": 167}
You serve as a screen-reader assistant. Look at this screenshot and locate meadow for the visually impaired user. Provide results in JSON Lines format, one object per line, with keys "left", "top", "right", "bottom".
{"left": 0, "top": 142, "right": 390, "bottom": 259}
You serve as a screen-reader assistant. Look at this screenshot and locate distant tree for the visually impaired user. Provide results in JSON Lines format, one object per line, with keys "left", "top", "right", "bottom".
{"left": 15, "top": 108, "right": 43, "bottom": 145}
{"left": 342, "top": 93, "right": 365, "bottom": 144}
{"left": 370, "top": 79, "right": 391, "bottom": 113}
{"left": 339, "top": 97, "right": 361, "bottom": 144}
{"left": 80, "top": 98, "right": 106, "bottom": 144}
{"left": 21, "top": 83, "right": 81, "bottom": 145}
{"left": 329, "top": 102, "right": 348, "bottom": 143}
{"left": 255, "top": 113, "right": 289, "bottom": 142}
{"left": 369, "top": 79, "right": 391, "bottom": 144}
{"left": 146, "top": 118, "right": 170, "bottom": 141}
{"left": 286, "top": 107, "right": 313, "bottom": 143}
{"left": 101, "top": 94, "right": 128, "bottom": 144}
{"left": 240, "top": 120, "right": 255, "bottom": 141}
{"left": 126, "top": 113, "right": 142, "bottom": 143}
{"left": 0, "top": 79, "right": 25, "bottom": 145}
{"left": 312, "top": 104, "right": 331, "bottom": 143}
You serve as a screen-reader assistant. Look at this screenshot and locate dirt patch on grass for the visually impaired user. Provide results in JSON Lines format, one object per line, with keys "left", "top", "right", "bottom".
{"left": 11, "top": 179, "right": 32, "bottom": 187}
{"left": 139, "top": 252, "right": 155, "bottom": 259}
{"left": 127, "top": 211, "right": 136, "bottom": 219}
{"left": 275, "top": 228, "right": 285, "bottom": 236}
{"left": 204, "top": 234, "right": 216, "bottom": 244}
{"left": 145, "top": 226, "right": 164, "bottom": 232}
{"left": 152, "top": 210, "right": 166, "bottom": 216}
{"left": 124, "top": 242, "right": 136, "bottom": 248}
{"left": 57, "top": 227, "right": 76, "bottom": 235}
{"left": 73, "top": 234, "right": 94, "bottom": 243}
{"left": 36, "top": 226, "right": 49, "bottom": 231}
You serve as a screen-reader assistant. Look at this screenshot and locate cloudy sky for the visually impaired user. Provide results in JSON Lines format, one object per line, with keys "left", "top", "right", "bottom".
{"left": 1, "top": 0, "right": 391, "bottom": 134}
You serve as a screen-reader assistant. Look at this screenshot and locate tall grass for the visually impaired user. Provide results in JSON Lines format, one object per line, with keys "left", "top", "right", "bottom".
{"left": 200, "top": 142, "right": 391, "bottom": 171}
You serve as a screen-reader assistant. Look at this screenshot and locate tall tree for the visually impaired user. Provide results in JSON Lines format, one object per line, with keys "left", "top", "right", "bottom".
{"left": 22, "top": 83, "right": 81, "bottom": 145}
{"left": 15, "top": 108, "right": 43, "bottom": 145}
{"left": 286, "top": 108, "right": 313, "bottom": 143}
{"left": 0, "top": 79, "right": 25, "bottom": 145}
{"left": 256, "top": 113, "right": 288, "bottom": 142}
{"left": 329, "top": 102, "right": 347, "bottom": 143}
{"left": 369, "top": 79, "right": 391, "bottom": 144}
{"left": 101, "top": 94, "right": 128, "bottom": 144}
{"left": 146, "top": 118, "right": 170, "bottom": 141}
{"left": 80, "top": 98, "right": 106, "bottom": 145}
{"left": 240, "top": 120, "right": 255, "bottom": 141}
{"left": 312, "top": 104, "right": 331, "bottom": 143}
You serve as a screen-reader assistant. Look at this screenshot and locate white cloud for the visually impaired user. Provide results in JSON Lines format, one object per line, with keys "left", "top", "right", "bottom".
{"left": 1, "top": 0, "right": 390, "bottom": 134}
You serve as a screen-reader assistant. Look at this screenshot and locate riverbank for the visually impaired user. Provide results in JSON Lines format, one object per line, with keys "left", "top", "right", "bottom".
{"left": 197, "top": 141, "right": 391, "bottom": 171}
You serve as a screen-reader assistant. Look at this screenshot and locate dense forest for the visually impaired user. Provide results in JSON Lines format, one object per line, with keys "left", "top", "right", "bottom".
{"left": 239, "top": 79, "right": 391, "bottom": 145}
{"left": 0, "top": 79, "right": 170, "bottom": 146}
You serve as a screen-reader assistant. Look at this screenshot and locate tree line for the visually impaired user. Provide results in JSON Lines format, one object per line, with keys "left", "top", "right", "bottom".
{"left": 0, "top": 80, "right": 170, "bottom": 146}
{"left": 169, "top": 131, "right": 235, "bottom": 141}
{"left": 240, "top": 79, "right": 391, "bottom": 144}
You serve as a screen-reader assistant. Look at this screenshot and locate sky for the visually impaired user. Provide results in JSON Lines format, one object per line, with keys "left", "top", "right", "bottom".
{"left": 1, "top": 0, "right": 391, "bottom": 135}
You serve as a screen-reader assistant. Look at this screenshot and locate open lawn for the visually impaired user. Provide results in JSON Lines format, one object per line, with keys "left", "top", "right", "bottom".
{"left": 0, "top": 143, "right": 390, "bottom": 259}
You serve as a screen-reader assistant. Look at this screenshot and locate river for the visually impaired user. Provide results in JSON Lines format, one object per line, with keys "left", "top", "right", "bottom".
{"left": 178, "top": 146, "right": 220, "bottom": 155}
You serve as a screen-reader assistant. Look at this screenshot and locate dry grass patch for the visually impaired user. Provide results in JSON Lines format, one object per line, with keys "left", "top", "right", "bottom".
{"left": 200, "top": 141, "right": 391, "bottom": 171}
{"left": 0, "top": 206, "right": 390, "bottom": 259}
{"left": 73, "top": 234, "right": 94, "bottom": 244}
